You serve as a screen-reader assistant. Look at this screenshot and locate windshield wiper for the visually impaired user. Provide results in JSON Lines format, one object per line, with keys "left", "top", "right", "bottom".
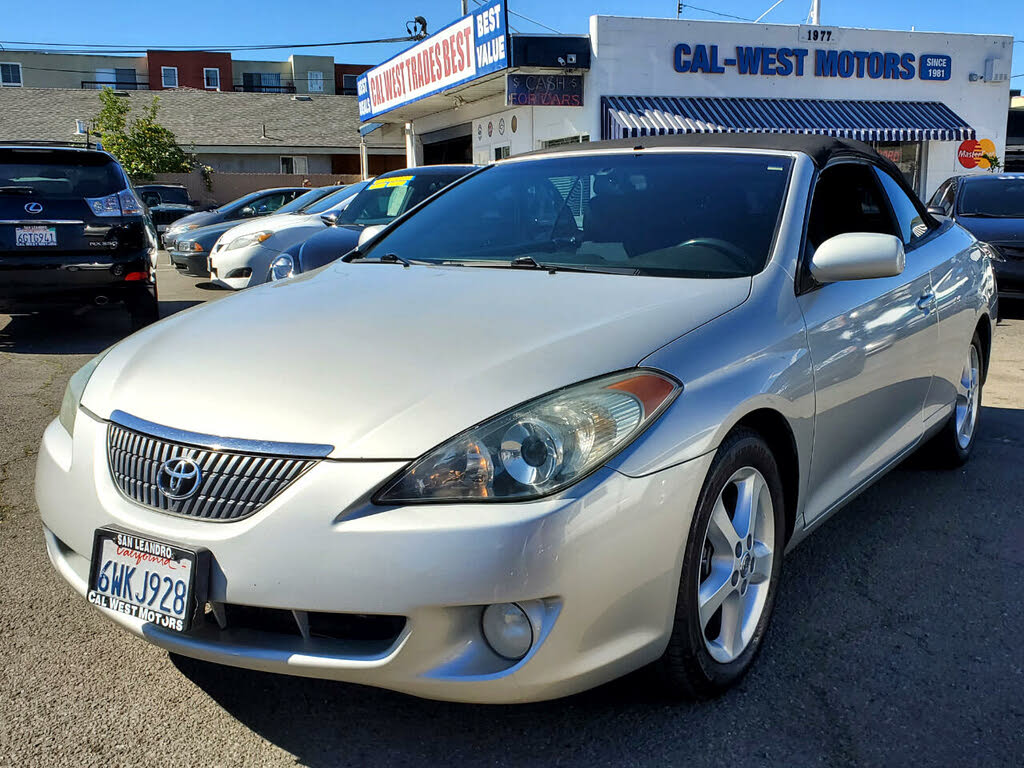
{"left": 0, "top": 185, "right": 35, "bottom": 195}
{"left": 343, "top": 252, "right": 415, "bottom": 267}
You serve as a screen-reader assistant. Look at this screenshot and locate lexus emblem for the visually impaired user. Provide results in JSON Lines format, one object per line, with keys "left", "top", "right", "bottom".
{"left": 157, "top": 456, "right": 202, "bottom": 500}
{"left": 25, "top": 202, "right": 43, "bottom": 214}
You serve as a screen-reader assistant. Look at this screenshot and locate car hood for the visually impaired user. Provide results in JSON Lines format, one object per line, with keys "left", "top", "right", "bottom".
{"left": 219, "top": 213, "right": 326, "bottom": 251}
{"left": 83, "top": 265, "right": 750, "bottom": 459}
{"left": 955, "top": 216, "right": 1024, "bottom": 244}
{"left": 181, "top": 221, "right": 243, "bottom": 248}
{"left": 170, "top": 210, "right": 222, "bottom": 230}
{"left": 296, "top": 225, "right": 363, "bottom": 269}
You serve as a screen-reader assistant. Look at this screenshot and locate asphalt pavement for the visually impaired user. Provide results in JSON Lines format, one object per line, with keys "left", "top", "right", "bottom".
{"left": 1, "top": 261, "right": 1021, "bottom": 767}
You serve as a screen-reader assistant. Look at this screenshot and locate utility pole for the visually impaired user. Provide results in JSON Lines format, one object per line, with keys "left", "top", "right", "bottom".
{"left": 461, "top": 0, "right": 468, "bottom": 14}
{"left": 809, "top": 0, "right": 821, "bottom": 25}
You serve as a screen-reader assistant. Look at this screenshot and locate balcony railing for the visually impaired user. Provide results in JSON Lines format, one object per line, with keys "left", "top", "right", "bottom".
{"left": 81, "top": 80, "right": 149, "bottom": 90}
{"left": 233, "top": 82, "right": 296, "bottom": 94}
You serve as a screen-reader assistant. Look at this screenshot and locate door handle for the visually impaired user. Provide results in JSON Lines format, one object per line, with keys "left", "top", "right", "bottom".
{"left": 916, "top": 293, "right": 935, "bottom": 311}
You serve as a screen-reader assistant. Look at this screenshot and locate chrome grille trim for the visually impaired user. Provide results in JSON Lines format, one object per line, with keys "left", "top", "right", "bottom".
{"left": 106, "top": 420, "right": 322, "bottom": 522}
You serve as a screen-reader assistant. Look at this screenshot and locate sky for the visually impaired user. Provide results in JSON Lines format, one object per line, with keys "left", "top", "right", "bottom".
{"left": 1, "top": 1, "right": 1020, "bottom": 79}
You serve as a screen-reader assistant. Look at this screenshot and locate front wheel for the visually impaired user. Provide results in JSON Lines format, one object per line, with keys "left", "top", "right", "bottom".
{"left": 922, "top": 333, "right": 984, "bottom": 467}
{"left": 658, "top": 428, "right": 785, "bottom": 698}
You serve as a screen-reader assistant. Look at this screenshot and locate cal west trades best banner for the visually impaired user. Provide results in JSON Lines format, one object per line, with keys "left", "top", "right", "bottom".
{"left": 357, "top": 0, "right": 508, "bottom": 121}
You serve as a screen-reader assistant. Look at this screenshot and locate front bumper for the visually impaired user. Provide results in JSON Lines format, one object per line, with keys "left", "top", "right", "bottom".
{"left": 36, "top": 411, "right": 712, "bottom": 703}
{"left": 993, "top": 258, "right": 1024, "bottom": 298}
{"left": 209, "top": 243, "right": 279, "bottom": 290}
{"left": 168, "top": 249, "right": 210, "bottom": 278}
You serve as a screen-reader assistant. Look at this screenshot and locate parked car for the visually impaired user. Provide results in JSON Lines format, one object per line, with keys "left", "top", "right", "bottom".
{"left": 267, "top": 166, "right": 479, "bottom": 283}
{"left": 161, "top": 186, "right": 306, "bottom": 248}
{"left": 37, "top": 135, "right": 996, "bottom": 704}
{"left": 0, "top": 145, "right": 159, "bottom": 328}
{"left": 927, "top": 173, "right": 1024, "bottom": 298}
{"left": 209, "top": 180, "right": 369, "bottom": 290}
{"left": 135, "top": 184, "right": 199, "bottom": 234}
{"left": 167, "top": 186, "right": 343, "bottom": 277}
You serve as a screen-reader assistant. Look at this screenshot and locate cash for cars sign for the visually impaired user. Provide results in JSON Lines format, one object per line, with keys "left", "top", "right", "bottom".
{"left": 357, "top": 0, "right": 508, "bottom": 121}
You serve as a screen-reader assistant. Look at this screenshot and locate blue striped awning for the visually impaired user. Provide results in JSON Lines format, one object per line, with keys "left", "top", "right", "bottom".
{"left": 601, "top": 95, "right": 975, "bottom": 143}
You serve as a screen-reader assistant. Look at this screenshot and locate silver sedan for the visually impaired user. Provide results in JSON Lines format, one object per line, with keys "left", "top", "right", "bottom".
{"left": 36, "top": 135, "right": 996, "bottom": 703}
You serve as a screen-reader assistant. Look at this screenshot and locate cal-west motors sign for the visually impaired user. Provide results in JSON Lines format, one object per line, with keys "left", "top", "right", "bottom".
{"left": 673, "top": 41, "right": 952, "bottom": 82}
{"left": 357, "top": 0, "right": 508, "bottom": 121}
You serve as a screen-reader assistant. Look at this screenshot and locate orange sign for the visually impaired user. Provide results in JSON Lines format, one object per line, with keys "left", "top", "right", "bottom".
{"left": 957, "top": 138, "right": 996, "bottom": 169}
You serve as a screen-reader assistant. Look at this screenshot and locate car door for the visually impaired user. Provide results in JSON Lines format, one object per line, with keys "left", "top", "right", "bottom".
{"left": 797, "top": 161, "right": 939, "bottom": 524}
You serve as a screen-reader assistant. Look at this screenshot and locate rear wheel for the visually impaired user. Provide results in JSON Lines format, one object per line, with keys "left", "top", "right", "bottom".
{"left": 659, "top": 428, "right": 785, "bottom": 698}
{"left": 923, "top": 333, "right": 983, "bottom": 467}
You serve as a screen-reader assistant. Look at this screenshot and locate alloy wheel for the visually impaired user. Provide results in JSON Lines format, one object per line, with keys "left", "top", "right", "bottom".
{"left": 697, "top": 466, "right": 775, "bottom": 664}
{"left": 955, "top": 344, "right": 981, "bottom": 449}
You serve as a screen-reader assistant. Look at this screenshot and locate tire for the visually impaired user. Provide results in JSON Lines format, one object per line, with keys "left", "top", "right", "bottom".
{"left": 658, "top": 427, "right": 786, "bottom": 698}
{"left": 922, "top": 332, "right": 984, "bottom": 468}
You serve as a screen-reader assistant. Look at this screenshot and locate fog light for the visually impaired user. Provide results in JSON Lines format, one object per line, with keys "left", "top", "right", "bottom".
{"left": 481, "top": 602, "right": 533, "bottom": 660}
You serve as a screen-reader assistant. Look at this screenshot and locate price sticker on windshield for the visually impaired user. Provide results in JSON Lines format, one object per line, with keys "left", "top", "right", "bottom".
{"left": 369, "top": 176, "right": 414, "bottom": 190}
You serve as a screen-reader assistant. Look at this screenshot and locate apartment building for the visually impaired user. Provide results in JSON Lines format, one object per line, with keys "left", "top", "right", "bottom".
{"left": 0, "top": 49, "right": 370, "bottom": 94}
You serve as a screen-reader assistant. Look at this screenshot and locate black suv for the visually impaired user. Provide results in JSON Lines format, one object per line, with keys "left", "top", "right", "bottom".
{"left": 0, "top": 146, "right": 159, "bottom": 328}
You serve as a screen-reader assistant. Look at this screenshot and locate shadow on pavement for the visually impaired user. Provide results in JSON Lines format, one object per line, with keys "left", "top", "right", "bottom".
{"left": 0, "top": 299, "right": 203, "bottom": 355}
{"left": 998, "top": 297, "right": 1024, "bottom": 322}
{"left": 171, "top": 405, "right": 1024, "bottom": 768}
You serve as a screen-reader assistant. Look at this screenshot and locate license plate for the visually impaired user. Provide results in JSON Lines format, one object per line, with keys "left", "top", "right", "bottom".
{"left": 87, "top": 527, "right": 207, "bottom": 633}
{"left": 15, "top": 226, "right": 57, "bottom": 247}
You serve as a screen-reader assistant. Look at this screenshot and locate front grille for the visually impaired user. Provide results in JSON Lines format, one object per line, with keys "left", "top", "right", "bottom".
{"left": 151, "top": 210, "right": 188, "bottom": 226}
{"left": 107, "top": 423, "right": 319, "bottom": 521}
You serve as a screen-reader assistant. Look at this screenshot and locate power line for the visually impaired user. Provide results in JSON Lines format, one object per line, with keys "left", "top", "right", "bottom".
{"left": 0, "top": 34, "right": 421, "bottom": 56}
{"left": 677, "top": 4, "right": 753, "bottom": 21}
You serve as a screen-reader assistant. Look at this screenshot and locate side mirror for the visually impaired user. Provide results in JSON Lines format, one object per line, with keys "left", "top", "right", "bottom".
{"left": 320, "top": 212, "right": 339, "bottom": 227}
{"left": 239, "top": 206, "right": 255, "bottom": 218}
{"left": 809, "top": 232, "right": 905, "bottom": 283}
{"left": 357, "top": 224, "right": 386, "bottom": 248}
{"left": 926, "top": 205, "right": 947, "bottom": 218}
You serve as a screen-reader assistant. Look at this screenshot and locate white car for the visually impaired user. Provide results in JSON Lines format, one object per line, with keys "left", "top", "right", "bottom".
{"left": 37, "top": 135, "right": 996, "bottom": 704}
{"left": 209, "top": 182, "right": 368, "bottom": 290}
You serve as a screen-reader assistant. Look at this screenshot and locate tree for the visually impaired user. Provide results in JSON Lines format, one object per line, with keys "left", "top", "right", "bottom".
{"left": 93, "top": 88, "right": 194, "bottom": 181}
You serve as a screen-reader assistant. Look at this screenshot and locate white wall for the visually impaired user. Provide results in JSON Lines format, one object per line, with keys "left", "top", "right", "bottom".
{"left": 586, "top": 16, "right": 1013, "bottom": 196}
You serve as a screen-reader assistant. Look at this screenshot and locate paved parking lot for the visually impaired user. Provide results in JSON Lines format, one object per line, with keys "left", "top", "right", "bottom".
{"left": 1, "top": 262, "right": 1022, "bottom": 767}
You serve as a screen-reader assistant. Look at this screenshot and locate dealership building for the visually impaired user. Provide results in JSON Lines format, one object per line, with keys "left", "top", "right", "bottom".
{"left": 358, "top": 4, "right": 1013, "bottom": 198}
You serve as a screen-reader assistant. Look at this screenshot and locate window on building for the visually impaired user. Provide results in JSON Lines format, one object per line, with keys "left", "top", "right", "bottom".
{"left": 242, "top": 72, "right": 285, "bottom": 93}
{"left": 204, "top": 68, "right": 220, "bottom": 90}
{"left": 341, "top": 74, "right": 359, "bottom": 95}
{"left": 307, "top": 71, "right": 324, "bottom": 93}
{"left": 161, "top": 66, "right": 178, "bottom": 88}
{"left": 0, "top": 62, "right": 23, "bottom": 87}
{"left": 494, "top": 145, "right": 511, "bottom": 161}
{"left": 96, "top": 67, "right": 139, "bottom": 90}
{"left": 541, "top": 134, "right": 590, "bottom": 149}
{"left": 280, "top": 156, "right": 309, "bottom": 174}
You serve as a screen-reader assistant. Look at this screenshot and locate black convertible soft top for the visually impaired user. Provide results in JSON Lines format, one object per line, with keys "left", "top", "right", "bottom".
{"left": 524, "top": 133, "right": 888, "bottom": 168}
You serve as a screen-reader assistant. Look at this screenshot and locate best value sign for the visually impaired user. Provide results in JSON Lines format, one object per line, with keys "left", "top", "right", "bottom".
{"left": 357, "top": 0, "right": 508, "bottom": 121}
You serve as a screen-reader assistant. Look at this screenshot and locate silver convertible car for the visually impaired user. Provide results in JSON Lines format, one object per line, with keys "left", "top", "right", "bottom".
{"left": 37, "top": 135, "right": 996, "bottom": 703}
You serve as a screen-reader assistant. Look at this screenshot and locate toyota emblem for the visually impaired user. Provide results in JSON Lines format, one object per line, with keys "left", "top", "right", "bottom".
{"left": 25, "top": 202, "right": 43, "bottom": 214}
{"left": 157, "top": 456, "right": 202, "bottom": 500}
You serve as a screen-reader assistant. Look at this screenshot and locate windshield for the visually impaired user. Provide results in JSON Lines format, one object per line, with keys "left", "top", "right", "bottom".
{"left": 304, "top": 182, "right": 366, "bottom": 215}
{"left": 139, "top": 186, "right": 190, "bottom": 206}
{"left": 337, "top": 174, "right": 465, "bottom": 226}
{"left": 278, "top": 186, "right": 339, "bottom": 214}
{"left": 958, "top": 178, "right": 1024, "bottom": 218}
{"left": 0, "top": 150, "right": 124, "bottom": 198}
{"left": 362, "top": 153, "right": 791, "bottom": 278}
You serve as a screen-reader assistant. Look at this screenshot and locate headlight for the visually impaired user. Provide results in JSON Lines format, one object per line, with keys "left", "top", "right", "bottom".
{"left": 177, "top": 240, "right": 204, "bottom": 253}
{"left": 375, "top": 370, "right": 680, "bottom": 504}
{"left": 269, "top": 254, "right": 295, "bottom": 281}
{"left": 226, "top": 231, "right": 273, "bottom": 250}
{"left": 58, "top": 350, "right": 109, "bottom": 436}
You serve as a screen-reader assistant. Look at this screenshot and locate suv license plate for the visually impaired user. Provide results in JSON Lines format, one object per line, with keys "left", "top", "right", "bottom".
{"left": 15, "top": 226, "right": 57, "bottom": 247}
{"left": 87, "top": 527, "right": 207, "bottom": 633}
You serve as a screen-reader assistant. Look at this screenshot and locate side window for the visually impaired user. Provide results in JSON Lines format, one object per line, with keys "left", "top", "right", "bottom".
{"left": 806, "top": 163, "right": 899, "bottom": 250}
{"left": 874, "top": 168, "right": 929, "bottom": 246}
{"left": 927, "top": 181, "right": 949, "bottom": 210}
